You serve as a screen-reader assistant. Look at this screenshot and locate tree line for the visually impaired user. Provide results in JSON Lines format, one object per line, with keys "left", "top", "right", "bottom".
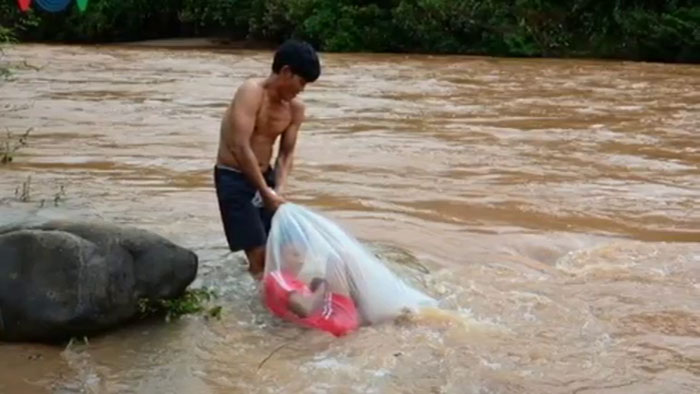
{"left": 1, "top": 0, "right": 699, "bottom": 62}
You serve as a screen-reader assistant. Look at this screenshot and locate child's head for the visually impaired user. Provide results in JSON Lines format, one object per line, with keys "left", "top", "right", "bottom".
{"left": 278, "top": 228, "right": 309, "bottom": 274}
{"left": 280, "top": 242, "right": 305, "bottom": 274}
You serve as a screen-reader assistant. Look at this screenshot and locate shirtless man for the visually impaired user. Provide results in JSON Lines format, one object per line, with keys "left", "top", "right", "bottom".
{"left": 214, "top": 40, "right": 321, "bottom": 277}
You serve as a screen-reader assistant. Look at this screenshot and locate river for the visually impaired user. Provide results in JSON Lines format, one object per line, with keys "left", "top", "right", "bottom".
{"left": 0, "top": 44, "right": 699, "bottom": 393}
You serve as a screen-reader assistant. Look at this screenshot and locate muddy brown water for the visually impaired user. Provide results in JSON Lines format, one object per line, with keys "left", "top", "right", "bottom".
{"left": 0, "top": 44, "right": 699, "bottom": 394}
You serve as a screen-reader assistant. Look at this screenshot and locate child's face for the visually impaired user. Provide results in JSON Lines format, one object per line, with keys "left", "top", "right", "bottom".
{"left": 281, "top": 244, "right": 304, "bottom": 273}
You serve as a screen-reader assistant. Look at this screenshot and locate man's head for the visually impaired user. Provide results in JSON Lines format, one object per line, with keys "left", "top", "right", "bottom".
{"left": 271, "top": 39, "right": 321, "bottom": 101}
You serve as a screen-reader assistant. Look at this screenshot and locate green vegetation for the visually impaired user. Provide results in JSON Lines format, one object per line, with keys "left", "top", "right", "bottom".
{"left": 2, "top": 127, "right": 32, "bottom": 165}
{"left": 7, "top": 171, "right": 68, "bottom": 208}
{"left": 1, "top": 0, "right": 699, "bottom": 62}
{"left": 137, "top": 287, "right": 222, "bottom": 322}
{"left": 0, "top": 22, "right": 15, "bottom": 80}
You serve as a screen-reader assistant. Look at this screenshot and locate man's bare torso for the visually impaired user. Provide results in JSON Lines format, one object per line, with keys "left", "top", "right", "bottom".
{"left": 217, "top": 78, "right": 294, "bottom": 172}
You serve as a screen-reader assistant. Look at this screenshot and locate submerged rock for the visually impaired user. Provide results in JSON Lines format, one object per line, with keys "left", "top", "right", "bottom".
{"left": 0, "top": 219, "right": 198, "bottom": 342}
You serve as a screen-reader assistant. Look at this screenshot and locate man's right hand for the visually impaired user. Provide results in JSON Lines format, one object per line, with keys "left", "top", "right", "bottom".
{"left": 262, "top": 188, "right": 286, "bottom": 212}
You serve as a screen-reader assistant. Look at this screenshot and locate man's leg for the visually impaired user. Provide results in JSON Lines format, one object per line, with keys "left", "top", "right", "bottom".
{"left": 245, "top": 246, "right": 265, "bottom": 278}
{"left": 215, "top": 166, "right": 267, "bottom": 277}
{"left": 246, "top": 168, "right": 277, "bottom": 278}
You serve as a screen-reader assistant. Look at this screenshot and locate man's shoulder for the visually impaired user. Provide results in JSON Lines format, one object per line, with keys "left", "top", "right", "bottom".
{"left": 236, "top": 78, "right": 265, "bottom": 96}
{"left": 232, "top": 78, "right": 265, "bottom": 110}
{"left": 290, "top": 98, "right": 306, "bottom": 121}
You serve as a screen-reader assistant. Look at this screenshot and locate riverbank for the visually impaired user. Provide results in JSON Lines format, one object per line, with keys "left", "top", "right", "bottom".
{"left": 2, "top": 0, "right": 698, "bottom": 64}
{"left": 115, "top": 37, "right": 277, "bottom": 50}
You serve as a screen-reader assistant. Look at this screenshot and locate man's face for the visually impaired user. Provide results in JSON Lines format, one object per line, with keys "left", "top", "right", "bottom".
{"left": 279, "top": 67, "right": 307, "bottom": 101}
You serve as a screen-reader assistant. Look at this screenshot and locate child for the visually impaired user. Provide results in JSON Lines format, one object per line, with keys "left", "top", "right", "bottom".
{"left": 262, "top": 243, "right": 359, "bottom": 337}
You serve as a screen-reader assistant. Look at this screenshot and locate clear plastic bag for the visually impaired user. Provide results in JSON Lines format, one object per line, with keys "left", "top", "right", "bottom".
{"left": 261, "top": 203, "right": 437, "bottom": 336}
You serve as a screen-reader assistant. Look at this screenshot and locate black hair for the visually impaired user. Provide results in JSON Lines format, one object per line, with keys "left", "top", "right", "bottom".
{"left": 272, "top": 39, "right": 321, "bottom": 83}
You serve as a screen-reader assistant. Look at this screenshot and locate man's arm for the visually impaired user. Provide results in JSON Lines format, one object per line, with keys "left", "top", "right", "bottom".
{"left": 225, "top": 81, "right": 281, "bottom": 206}
{"left": 274, "top": 100, "right": 305, "bottom": 196}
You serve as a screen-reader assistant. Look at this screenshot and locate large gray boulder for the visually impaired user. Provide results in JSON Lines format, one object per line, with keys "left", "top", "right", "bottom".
{"left": 0, "top": 220, "right": 198, "bottom": 342}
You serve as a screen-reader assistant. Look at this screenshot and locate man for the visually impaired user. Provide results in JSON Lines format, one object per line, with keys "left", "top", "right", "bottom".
{"left": 214, "top": 40, "right": 321, "bottom": 277}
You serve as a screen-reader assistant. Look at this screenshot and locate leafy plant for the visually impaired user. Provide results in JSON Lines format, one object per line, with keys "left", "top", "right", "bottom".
{"left": 137, "top": 287, "right": 222, "bottom": 322}
{"left": 0, "top": 23, "right": 15, "bottom": 80}
{"left": 15, "top": 175, "right": 31, "bottom": 202}
{"left": 1, "top": 127, "right": 32, "bottom": 164}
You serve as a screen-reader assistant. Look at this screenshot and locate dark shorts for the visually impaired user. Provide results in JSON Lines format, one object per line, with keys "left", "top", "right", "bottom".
{"left": 214, "top": 165, "right": 276, "bottom": 252}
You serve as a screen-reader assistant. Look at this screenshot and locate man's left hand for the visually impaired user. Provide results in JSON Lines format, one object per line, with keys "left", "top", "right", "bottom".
{"left": 263, "top": 188, "right": 286, "bottom": 212}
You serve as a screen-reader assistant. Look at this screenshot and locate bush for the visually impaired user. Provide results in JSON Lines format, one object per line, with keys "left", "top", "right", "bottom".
{"left": 617, "top": 6, "right": 700, "bottom": 62}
